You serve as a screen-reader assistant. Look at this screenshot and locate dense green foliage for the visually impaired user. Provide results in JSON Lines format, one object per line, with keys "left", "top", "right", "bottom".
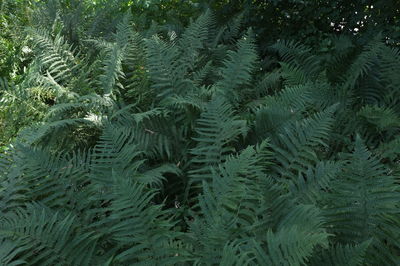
{"left": 1, "top": 0, "right": 400, "bottom": 265}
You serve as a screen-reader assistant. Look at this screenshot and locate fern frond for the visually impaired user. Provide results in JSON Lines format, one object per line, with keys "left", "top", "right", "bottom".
{"left": 219, "top": 241, "right": 252, "bottom": 266}
{"left": 9, "top": 145, "right": 90, "bottom": 211}
{"left": 97, "top": 14, "right": 134, "bottom": 96}
{"left": 98, "top": 44, "right": 125, "bottom": 96}
{"left": 379, "top": 45, "right": 400, "bottom": 90}
{"left": 342, "top": 36, "right": 384, "bottom": 90}
{"left": 269, "top": 106, "right": 336, "bottom": 179}
{"left": 0, "top": 148, "right": 26, "bottom": 214}
{"left": 359, "top": 105, "right": 400, "bottom": 130}
{"left": 0, "top": 204, "right": 98, "bottom": 266}
{"left": 0, "top": 239, "right": 27, "bottom": 265}
{"left": 272, "top": 40, "right": 322, "bottom": 85}
{"left": 90, "top": 175, "right": 182, "bottom": 265}
{"left": 279, "top": 62, "right": 308, "bottom": 86}
{"left": 309, "top": 241, "right": 370, "bottom": 266}
{"left": 189, "top": 97, "right": 247, "bottom": 183}
{"left": 20, "top": 118, "right": 97, "bottom": 146}
{"left": 145, "top": 35, "right": 187, "bottom": 100}
{"left": 253, "top": 83, "right": 314, "bottom": 140}
{"left": 90, "top": 123, "right": 143, "bottom": 185}
{"left": 188, "top": 146, "right": 267, "bottom": 264}
{"left": 216, "top": 30, "right": 258, "bottom": 103}
{"left": 289, "top": 160, "right": 342, "bottom": 204}
{"left": 325, "top": 136, "right": 400, "bottom": 264}
{"left": 250, "top": 205, "right": 329, "bottom": 266}
{"left": 272, "top": 40, "right": 312, "bottom": 64}
{"left": 28, "top": 27, "right": 78, "bottom": 85}
{"left": 178, "top": 10, "right": 213, "bottom": 72}
{"left": 220, "top": 12, "right": 244, "bottom": 44}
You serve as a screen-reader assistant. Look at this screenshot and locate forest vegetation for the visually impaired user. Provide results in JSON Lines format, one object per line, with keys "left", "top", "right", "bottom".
{"left": 1, "top": 0, "right": 400, "bottom": 265}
